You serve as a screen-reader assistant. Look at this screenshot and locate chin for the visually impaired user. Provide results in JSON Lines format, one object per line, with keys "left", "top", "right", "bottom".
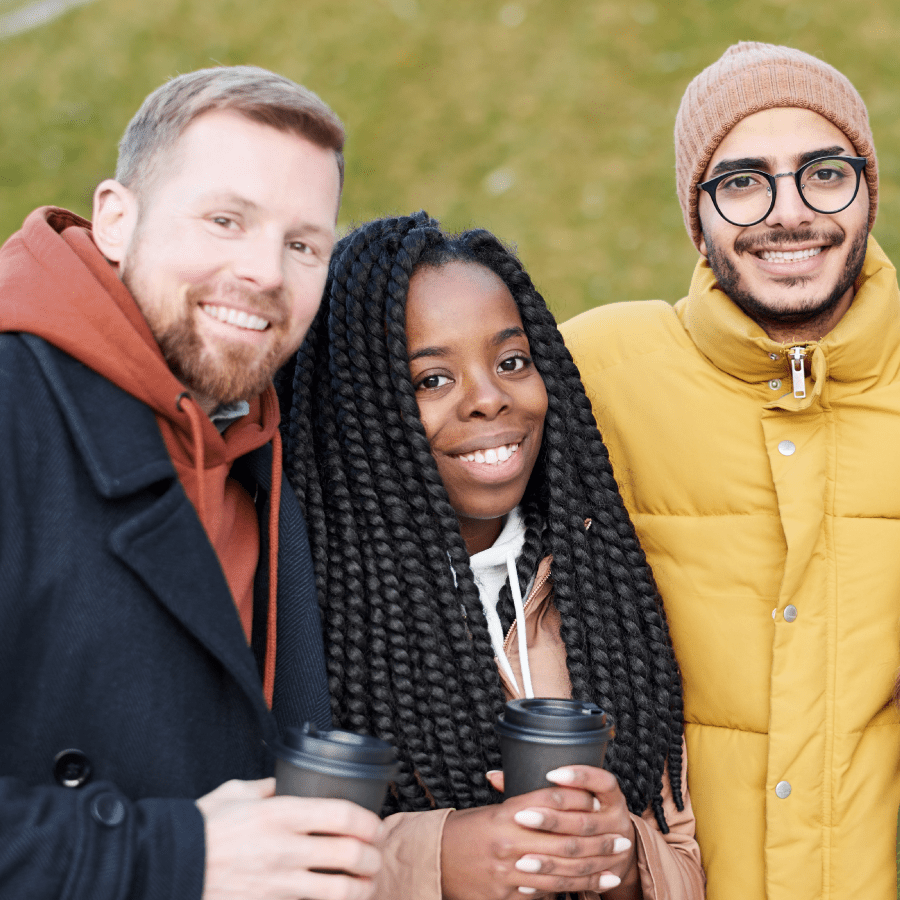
{"left": 706, "top": 229, "right": 867, "bottom": 332}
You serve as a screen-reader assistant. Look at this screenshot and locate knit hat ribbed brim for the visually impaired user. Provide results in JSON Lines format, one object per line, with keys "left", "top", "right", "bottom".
{"left": 675, "top": 42, "right": 878, "bottom": 250}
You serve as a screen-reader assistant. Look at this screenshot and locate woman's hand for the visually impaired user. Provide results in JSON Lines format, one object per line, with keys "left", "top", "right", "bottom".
{"left": 440, "top": 765, "right": 638, "bottom": 900}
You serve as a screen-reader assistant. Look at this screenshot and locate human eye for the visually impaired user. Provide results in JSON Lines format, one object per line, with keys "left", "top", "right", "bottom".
{"left": 498, "top": 353, "right": 532, "bottom": 374}
{"left": 210, "top": 215, "right": 238, "bottom": 229}
{"left": 804, "top": 158, "right": 850, "bottom": 185}
{"left": 719, "top": 172, "right": 766, "bottom": 194}
{"left": 414, "top": 372, "right": 452, "bottom": 391}
{"left": 289, "top": 240, "right": 313, "bottom": 255}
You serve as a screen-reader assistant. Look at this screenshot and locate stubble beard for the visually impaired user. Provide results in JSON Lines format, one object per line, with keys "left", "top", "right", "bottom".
{"left": 704, "top": 225, "right": 868, "bottom": 335}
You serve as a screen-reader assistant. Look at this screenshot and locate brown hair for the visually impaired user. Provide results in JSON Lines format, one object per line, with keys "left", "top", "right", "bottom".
{"left": 116, "top": 65, "right": 345, "bottom": 200}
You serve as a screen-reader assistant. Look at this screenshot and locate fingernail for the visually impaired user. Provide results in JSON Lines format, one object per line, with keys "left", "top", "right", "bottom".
{"left": 599, "top": 873, "right": 622, "bottom": 889}
{"left": 485, "top": 770, "right": 501, "bottom": 777}
{"left": 613, "top": 837, "right": 632, "bottom": 853}
{"left": 593, "top": 797, "right": 601, "bottom": 811}
{"left": 519, "top": 889, "right": 537, "bottom": 895}
{"left": 545, "top": 767, "right": 575, "bottom": 784}
{"left": 515, "top": 857, "right": 542, "bottom": 873}
{"left": 514, "top": 809, "right": 545, "bottom": 827}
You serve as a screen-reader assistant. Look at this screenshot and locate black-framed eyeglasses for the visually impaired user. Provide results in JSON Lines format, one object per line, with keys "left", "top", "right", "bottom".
{"left": 698, "top": 156, "right": 867, "bottom": 227}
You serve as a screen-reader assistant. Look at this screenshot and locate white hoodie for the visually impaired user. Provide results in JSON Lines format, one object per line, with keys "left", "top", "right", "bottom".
{"left": 468, "top": 507, "right": 535, "bottom": 697}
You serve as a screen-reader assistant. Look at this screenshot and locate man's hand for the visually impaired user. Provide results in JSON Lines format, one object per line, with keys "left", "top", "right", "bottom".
{"left": 197, "top": 778, "right": 382, "bottom": 900}
{"left": 440, "top": 766, "right": 638, "bottom": 900}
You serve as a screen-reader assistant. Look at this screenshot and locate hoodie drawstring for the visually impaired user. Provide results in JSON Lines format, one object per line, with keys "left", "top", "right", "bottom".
{"left": 177, "top": 392, "right": 207, "bottom": 525}
{"left": 176, "top": 390, "right": 280, "bottom": 710}
{"left": 506, "top": 553, "right": 534, "bottom": 699}
{"left": 264, "top": 428, "right": 281, "bottom": 709}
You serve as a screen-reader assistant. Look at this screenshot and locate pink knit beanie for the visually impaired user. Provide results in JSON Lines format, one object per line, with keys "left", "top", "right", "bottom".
{"left": 675, "top": 42, "right": 878, "bottom": 250}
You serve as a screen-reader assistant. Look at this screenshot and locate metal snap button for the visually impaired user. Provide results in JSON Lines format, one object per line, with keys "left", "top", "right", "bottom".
{"left": 778, "top": 440, "right": 796, "bottom": 456}
{"left": 53, "top": 749, "right": 92, "bottom": 788}
{"left": 784, "top": 605, "right": 798, "bottom": 623}
{"left": 768, "top": 379, "right": 782, "bottom": 390}
{"left": 91, "top": 793, "right": 126, "bottom": 827}
{"left": 775, "top": 780, "right": 792, "bottom": 799}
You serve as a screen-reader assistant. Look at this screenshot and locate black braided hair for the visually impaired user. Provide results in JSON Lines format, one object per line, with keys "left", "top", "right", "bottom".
{"left": 280, "top": 211, "right": 685, "bottom": 829}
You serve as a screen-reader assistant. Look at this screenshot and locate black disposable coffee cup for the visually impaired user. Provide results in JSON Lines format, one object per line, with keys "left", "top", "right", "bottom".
{"left": 495, "top": 698, "right": 615, "bottom": 798}
{"left": 271, "top": 722, "right": 400, "bottom": 814}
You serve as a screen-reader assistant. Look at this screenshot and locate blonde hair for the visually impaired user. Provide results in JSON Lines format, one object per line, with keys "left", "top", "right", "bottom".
{"left": 116, "top": 65, "right": 345, "bottom": 200}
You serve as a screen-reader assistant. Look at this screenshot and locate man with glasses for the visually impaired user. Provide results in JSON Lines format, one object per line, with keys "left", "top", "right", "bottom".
{"left": 562, "top": 42, "right": 899, "bottom": 900}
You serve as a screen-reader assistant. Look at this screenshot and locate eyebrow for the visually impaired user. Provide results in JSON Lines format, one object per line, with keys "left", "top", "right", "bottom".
{"left": 408, "top": 327, "right": 527, "bottom": 362}
{"left": 709, "top": 146, "right": 851, "bottom": 177}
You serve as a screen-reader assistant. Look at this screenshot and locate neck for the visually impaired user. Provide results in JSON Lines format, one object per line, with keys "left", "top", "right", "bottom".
{"left": 756, "top": 289, "right": 854, "bottom": 343}
{"left": 458, "top": 516, "right": 504, "bottom": 556}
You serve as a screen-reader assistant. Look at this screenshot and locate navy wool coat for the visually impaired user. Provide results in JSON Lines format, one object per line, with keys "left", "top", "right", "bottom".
{"left": 0, "top": 334, "right": 332, "bottom": 900}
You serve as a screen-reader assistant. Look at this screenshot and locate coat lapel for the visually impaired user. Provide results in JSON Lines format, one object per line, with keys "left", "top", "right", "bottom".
{"left": 238, "top": 445, "right": 332, "bottom": 733}
{"left": 24, "top": 336, "right": 273, "bottom": 731}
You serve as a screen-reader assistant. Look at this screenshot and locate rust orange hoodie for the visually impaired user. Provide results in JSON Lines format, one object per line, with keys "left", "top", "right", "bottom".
{"left": 0, "top": 207, "right": 283, "bottom": 704}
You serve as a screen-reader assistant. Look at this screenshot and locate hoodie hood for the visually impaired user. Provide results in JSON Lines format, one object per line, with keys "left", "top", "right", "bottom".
{"left": 0, "top": 207, "right": 279, "bottom": 466}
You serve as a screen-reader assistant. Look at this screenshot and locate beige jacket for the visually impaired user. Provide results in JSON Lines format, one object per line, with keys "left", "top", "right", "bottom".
{"left": 375, "top": 558, "right": 704, "bottom": 899}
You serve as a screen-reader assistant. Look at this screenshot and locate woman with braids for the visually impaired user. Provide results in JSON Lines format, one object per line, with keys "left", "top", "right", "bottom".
{"left": 280, "top": 211, "right": 703, "bottom": 900}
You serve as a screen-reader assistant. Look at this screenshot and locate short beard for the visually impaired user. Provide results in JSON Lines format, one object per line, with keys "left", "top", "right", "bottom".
{"left": 124, "top": 266, "right": 289, "bottom": 408}
{"left": 704, "top": 226, "right": 868, "bottom": 334}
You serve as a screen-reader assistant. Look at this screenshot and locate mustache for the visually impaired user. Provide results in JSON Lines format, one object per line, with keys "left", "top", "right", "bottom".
{"left": 734, "top": 229, "right": 845, "bottom": 254}
{"left": 186, "top": 280, "right": 288, "bottom": 326}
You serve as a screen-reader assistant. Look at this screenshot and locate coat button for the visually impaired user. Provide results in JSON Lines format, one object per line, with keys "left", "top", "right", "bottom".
{"left": 53, "top": 749, "right": 92, "bottom": 788}
{"left": 769, "top": 353, "right": 779, "bottom": 361}
{"left": 784, "top": 605, "right": 798, "bottom": 622}
{"left": 768, "top": 379, "right": 782, "bottom": 390}
{"left": 778, "top": 440, "right": 796, "bottom": 456}
{"left": 91, "top": 793, "right": 126, "bottom": 827}
{"left": 775, "top": 780, "right": 792, "bottom": 799}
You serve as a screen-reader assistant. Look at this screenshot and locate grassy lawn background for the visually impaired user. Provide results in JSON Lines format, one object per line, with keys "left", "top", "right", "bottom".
{"left": 2, "top": 0, "right": 898, "bottom": 322}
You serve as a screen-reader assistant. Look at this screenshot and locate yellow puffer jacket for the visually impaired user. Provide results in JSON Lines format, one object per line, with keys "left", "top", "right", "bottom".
{"left": 560, "top": 237, "right": 900, "bottom": 900}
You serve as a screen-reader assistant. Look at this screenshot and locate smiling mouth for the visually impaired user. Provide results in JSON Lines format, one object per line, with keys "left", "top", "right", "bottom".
{"left": 200, "top": 303, "right": 270, "bottom": 332}
{"left": 757, "top": 247, "right": 824, "bottom": 263}
{"left": 454, "top": 443, "right": 520, "bottom": 465}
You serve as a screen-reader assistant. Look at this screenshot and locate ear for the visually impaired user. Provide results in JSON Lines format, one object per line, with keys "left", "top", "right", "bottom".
{"left": 698, "top": 233, "right": 708, "bottom": 258}
{"left": 92, "top": 179, "right": 138, "bottom": 266}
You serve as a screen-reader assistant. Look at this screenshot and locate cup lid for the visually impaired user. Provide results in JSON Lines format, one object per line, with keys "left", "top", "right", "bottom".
{"left": 272, "top": 722, "right": 399, "bottom": 772}
{"left": 498, "top": 698, "right": 613, "bottom": 737}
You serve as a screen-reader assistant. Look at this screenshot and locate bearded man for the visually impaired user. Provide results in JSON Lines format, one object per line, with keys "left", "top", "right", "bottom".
{"left": 0, "top": 67, "right": 381, "bottom": 900}
{"left": 562, "top": 42, "right": 900, "bottom": 900}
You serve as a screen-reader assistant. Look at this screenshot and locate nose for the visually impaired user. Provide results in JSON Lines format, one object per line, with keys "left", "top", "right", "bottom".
{"left": 764, "top": 175, "right": 816, "bottom": 231}
{"left": 460, "top": 370, "right": 510, "bottom": 420}
{"left": 231, "top": 229, "right": 285, "bottom": 292}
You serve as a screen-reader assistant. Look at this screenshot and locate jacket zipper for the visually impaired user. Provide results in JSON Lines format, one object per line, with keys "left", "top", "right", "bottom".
{"left": 502, "top": 569, "right": 551, "bottom": 655}
{"left": 788, "top": 346, "right": 807, "bottom": 399}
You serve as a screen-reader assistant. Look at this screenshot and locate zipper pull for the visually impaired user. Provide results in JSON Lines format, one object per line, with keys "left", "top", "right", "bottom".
{"left": 789, "top": 346, "right": 806, "bottom": 399}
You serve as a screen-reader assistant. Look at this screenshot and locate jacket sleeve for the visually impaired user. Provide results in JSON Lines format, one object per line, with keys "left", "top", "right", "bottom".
{"left": 628, "top": 739, "right": 704, "bottom": 900}
{"left": 0, "top": 777, "right": 206, "bottom": 900}
{"left": 373, "top": 741, "right": 704, "bottom": 900}
{"left": 374, "top": 806, "right": 453, "bottom": 899}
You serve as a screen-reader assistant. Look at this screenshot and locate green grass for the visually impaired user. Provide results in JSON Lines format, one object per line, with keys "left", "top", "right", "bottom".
{"left": 3, "top": 0, "right": 899, "bottom": 321}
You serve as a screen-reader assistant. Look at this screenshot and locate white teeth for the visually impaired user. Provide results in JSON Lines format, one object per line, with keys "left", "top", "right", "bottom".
{"left": 760, "top": 247, "right": 823, "bottom": 262}
{"left": 201, "top": 304, "right": 269, "bottom": 331}
{"left": 456, "top": 443, "right": 520, "bottom": 465}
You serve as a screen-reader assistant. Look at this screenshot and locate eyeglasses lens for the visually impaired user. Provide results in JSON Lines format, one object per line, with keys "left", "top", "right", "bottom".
{"left": 800, "top": 158, "right": 858, "bottom": 214}
{"left": 714, "top": 172, "right": 771, "bottom": 227}
{"left": 714, "top": 157, "right": 860, "bottom": 226}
